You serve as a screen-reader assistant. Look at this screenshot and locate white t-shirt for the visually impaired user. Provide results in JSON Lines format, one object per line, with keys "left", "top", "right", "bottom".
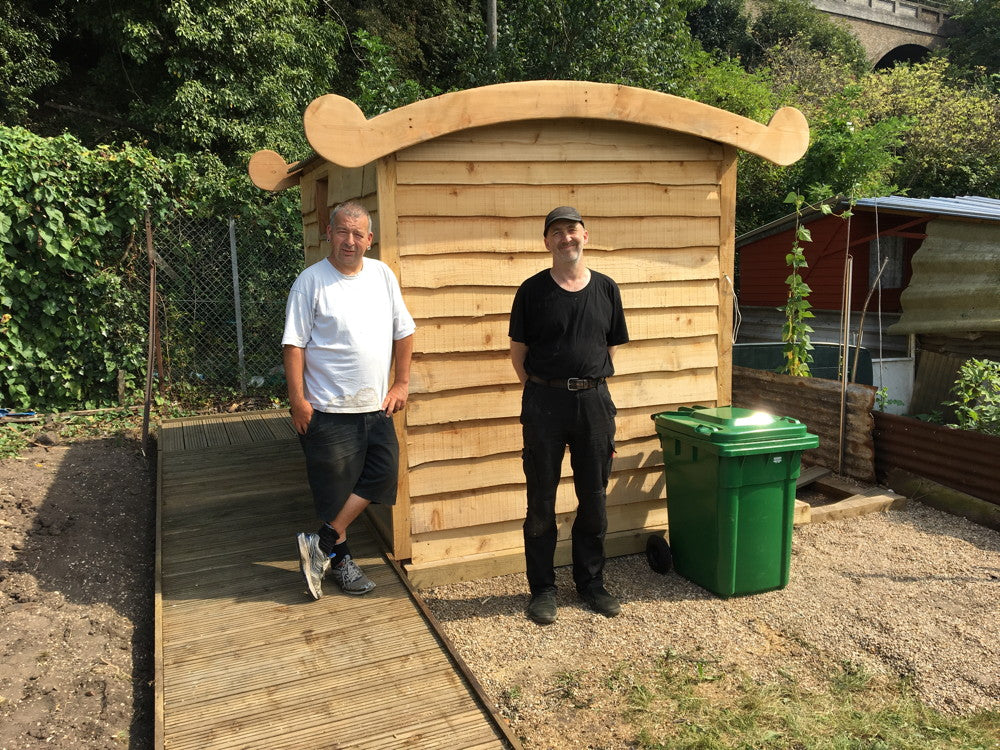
{"left": 282, "top": 257, "right": 416, "bottom": 413}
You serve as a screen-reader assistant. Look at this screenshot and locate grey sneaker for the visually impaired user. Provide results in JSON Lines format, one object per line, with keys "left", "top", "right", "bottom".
{"left": 329, "top": 555, "right": 376, "bottom": 595}
{"left": 297, "top": 532, "right": 330, "bottom": 600}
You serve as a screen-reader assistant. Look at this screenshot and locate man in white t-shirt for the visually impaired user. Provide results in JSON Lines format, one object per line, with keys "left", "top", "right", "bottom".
{"left": 282, "top": 200, "right": 415, "bottom": 599}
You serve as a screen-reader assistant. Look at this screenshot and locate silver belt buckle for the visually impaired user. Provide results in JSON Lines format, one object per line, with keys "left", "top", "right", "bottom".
{"left": 566, "top": 378, "right": 587, "bottom": 391}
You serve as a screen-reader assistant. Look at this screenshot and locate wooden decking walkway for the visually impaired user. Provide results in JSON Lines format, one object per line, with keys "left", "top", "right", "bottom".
{"left": 156, "top": 410, "right": 516, "bottom": 750}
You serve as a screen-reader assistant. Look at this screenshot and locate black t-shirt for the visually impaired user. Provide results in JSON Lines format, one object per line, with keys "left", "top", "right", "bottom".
{"left": 509, "top": 269, "right": 629, "bottom": 380}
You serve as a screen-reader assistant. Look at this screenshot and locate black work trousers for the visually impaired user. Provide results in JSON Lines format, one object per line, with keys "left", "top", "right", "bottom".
{"left": 520, "top": 379, "right": 616, "bottom": 596}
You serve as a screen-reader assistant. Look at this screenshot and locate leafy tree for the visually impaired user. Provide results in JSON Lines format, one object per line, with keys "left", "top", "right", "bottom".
{"left": 745, "top": 0, "right": 868, "bottom": 74}
{"left": 679, "top": 54, "right": 778, "bottom": 120}
{"left": 686, "top": 0, "right": 755, "bottom": 62}
{"left": 944, "top": 0, "right": 1000, "bottom": 81}
{"left": 857, "top": 58, "right": 1000, "bottom": 197}
{"left": 10, "top": 0, "right": 346, "bottom": 165}
{"left": 443, "top": 0, "right": 705, "bottom": 93}
{"left": 353, "top": 30, "right": 434, "bottom": 117}
{"left": 0, "top": 1, "right": 63, "bottom": 125}
{"left": 322, "top": 0, "right": 470, "bottom": 92}
{"left": 735, "top": 45, "right": 905, "bottom": 232}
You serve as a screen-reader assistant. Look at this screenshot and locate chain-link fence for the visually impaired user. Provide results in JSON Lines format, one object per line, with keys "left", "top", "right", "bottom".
{"left": 153, "top": 214, "right": 301, "bottom": 394}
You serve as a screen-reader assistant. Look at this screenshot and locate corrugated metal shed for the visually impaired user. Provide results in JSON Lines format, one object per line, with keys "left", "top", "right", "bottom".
{"left": 888, "top": 220, "right": 1000, "bottom": 334}
{"left": 736, "top": 195, "right": 1000, "bottom": 248}
{"left": 854, "top": 195, "right": 1000, "bottom": 222}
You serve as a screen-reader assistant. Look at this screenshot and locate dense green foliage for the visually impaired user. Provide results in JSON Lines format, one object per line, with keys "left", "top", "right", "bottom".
{"left": 3, "top": 0, "right": 1000, "bottom": 410}
{"left": 0, "top": 128, "right": 180, "bottom": 409}
{"left": 0, "top": 125, "right": 302, "bottom": 410}
{"left": 7, "top": 0, "right": 345, "bottom": 163}
{"left": 945, "top": 0, "right": 1000, "bottom": 83}
{"left": 745, "top": 0, "right": 869, "bottom": 73}
{"left": 686, "top": 0, "right": 754, "bottom": 62}
{"left": 0, "top": 0, "right": 62, "bottom": 124}
{"left": 445, "top": 0, "right": 704, "bottom": 92}
{"left": 945, "top": 358, "right": 1000, "bottom": 436}
{"left": 858, "top": 58, "right": 1000, "bottom": 197}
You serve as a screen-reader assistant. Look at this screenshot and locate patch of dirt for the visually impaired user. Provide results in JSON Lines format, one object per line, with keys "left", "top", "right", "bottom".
{"left": 0, "top": 438, "right": 155, "bottom": 750}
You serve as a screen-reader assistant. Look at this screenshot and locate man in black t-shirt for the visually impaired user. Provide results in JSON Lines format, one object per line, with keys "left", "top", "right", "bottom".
{"left": 509, "top": 206, "right": 629, "bottom": 625}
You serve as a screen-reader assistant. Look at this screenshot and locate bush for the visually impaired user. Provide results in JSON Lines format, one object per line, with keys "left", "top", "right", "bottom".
{"left": 946, "top": 358, "right": 1000, "bottom": 436}
{"left": 0, "top": 127, "right": 197, "bottom": 410}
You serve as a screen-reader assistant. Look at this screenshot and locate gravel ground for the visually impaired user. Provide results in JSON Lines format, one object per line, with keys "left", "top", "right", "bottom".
{"left": 423, "top": 503, "right": 1000, "bottom": 749}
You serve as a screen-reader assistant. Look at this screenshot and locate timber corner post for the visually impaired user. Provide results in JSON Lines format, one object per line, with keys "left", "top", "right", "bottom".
{"left": 248, "top": 81, "right": 810, "bottom": 587}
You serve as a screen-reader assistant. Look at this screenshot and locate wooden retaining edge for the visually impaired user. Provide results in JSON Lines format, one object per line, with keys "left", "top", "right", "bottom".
{"left": 376, "top": 515, "right": 525, "bottom": 750}
{"left": 154, "top": 443, "right": 165, "bottom": 750}
{"left": 795, "top": 465, "right": 907, "bottom": 525}
{"left": 808, "top": 488, "right": 907, "bottom": 524}
{"left": 405, "top": 524, "right": 670, "bottom": 589}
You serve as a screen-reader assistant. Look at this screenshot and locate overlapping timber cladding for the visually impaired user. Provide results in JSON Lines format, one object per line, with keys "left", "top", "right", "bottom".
{"left": 249, "top": 80, "right": 810, "bottom": 588}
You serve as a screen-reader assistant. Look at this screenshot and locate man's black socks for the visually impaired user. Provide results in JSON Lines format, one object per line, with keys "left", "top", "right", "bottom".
{"left": 317, "top": 522, "right": 349, "bottom": 564}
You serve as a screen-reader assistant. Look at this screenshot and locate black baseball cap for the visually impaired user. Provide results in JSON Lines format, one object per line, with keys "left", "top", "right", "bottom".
{"left": 543, "top": 206, "right": 584, "bottom": 235}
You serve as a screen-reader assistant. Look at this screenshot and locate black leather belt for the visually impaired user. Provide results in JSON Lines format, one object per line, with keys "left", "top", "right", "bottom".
{"left": 527, "top": 375, "right": 605, "bottom": 391}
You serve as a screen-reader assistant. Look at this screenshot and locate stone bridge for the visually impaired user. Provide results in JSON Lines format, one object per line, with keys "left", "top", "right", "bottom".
{"left": 810, "top": 0, "right": 952, "bottom": 67}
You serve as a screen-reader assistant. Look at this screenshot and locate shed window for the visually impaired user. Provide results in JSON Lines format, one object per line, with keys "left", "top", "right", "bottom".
{"left": 870, "top": 234, "right": 904, "bottom": 289}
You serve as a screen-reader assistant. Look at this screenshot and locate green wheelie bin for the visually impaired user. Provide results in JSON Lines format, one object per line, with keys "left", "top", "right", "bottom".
{"left": 650, "top": 406, "right": 819, "bottom": 597}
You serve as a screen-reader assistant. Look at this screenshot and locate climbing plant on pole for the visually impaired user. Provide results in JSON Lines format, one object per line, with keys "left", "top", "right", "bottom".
{"left": 780, "top": 192, "right": 817, "bottom": 377}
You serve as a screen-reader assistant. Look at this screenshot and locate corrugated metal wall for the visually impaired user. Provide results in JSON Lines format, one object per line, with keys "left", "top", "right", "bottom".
{"left": 874, "top": 411, "right": 1000, "bottom": 506}
{"left": 889, "top": 220, "right": 1000, "bottom": 335}
{"left": 732, "top": 366, "right": 876, "bottom": 481}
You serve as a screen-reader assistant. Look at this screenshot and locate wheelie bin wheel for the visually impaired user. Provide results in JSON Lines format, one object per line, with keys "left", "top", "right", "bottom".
{"left": 645, "top": 534, "right": 672, "bottom": 574}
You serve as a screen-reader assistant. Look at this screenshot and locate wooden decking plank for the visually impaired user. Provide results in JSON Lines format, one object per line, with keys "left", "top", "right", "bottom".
{"left": 362, "top": 712, "right": 506, "bottom": 750}
{"left": 241, "top": 412, "right": 279, "bottom": 442}
{"left": 157, "top": 410, "right": 514, "bottom": 750}
{"left": 162, "top": 600, "right": 427, "bottom": 660}
{"left": 165, "top": 689, "right": 491, "bottom": 750}
{"left": 162, "top": 652, "right": 459, "bottom": 710}
{"left": 160, "top": 454, "right": 301, "bottom": 478}
{"left": 163, "top": 657, "right": 459, "bottom": 711}
{"left": 162, "top": 642, "right": 452, "bottom": 701}
{"left": 160, "top": 546, "right": 389, "bottom": 590}
{"left": 200, "top": 415, "right": 232, "bottom": 448}
{"left": 160, "top": 423, "right": 185, "bottom": 452}
{"left": 160, "top": 588, "right": 417, "bottom": 636}
{"left": 159, "top": 436, "right": 300, "bottom": 462}
{"left": 160, "top": 514, "right": 307, "bottom": 547}
{"left": 181, "top": 419, "right": 209, "bottom": 450}
{"left": 259, "top": 410, "right": 297, "bottom": 440}
{"left": 221, "top": 415, "right": 255, "bottom": 445}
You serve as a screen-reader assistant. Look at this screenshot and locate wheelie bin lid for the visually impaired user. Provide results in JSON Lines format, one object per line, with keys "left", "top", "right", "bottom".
{"left": 651, "top": 406, "right": 819, "bottom": 453}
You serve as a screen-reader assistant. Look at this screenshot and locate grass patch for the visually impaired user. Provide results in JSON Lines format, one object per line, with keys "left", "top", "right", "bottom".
{"left": 624, "top": 651, "right": 999, "bottom": 750}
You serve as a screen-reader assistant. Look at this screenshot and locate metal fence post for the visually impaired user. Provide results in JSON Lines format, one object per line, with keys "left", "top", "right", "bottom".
{"left": 229, "top": 217, "right": 247, "bottom": 392}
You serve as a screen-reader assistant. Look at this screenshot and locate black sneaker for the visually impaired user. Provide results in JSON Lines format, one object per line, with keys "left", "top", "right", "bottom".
{"left": 526, "top": 591, "right": 557, "bottom": 625}
{"left": 581, "top": 585, "right": 621, "bottom": 617}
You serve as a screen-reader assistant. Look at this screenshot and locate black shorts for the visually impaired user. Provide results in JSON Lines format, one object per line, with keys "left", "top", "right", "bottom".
{"left": 298, "top": 410, "right": 399, "bottom": 521}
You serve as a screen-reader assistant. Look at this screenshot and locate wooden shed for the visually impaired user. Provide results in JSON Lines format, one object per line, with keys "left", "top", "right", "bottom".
{"left": 249, "top": 81, "right": 809, "bottom": 588}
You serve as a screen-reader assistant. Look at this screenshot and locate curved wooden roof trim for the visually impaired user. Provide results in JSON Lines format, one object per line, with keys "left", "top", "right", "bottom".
{"left": 303, "top": 81, "right": 809, "bottom": 170}
{"left": 248, "top": 149, "right": 303, "bottom": 192}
